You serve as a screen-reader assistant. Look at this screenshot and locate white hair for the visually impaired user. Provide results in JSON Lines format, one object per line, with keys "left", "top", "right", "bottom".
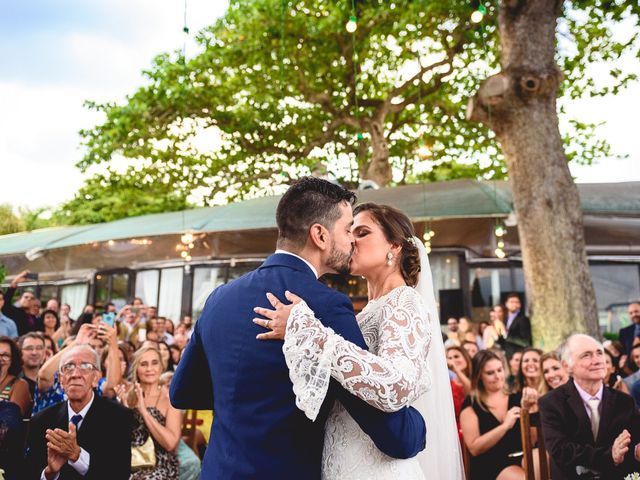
{"left": 560, "top": 333, "right": 603, "bottom": 368}
{"left": 59, "top": 344, "right": 100, "bottom": 372}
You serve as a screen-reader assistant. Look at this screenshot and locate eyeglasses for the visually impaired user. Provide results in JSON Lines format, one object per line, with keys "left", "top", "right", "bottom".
{"left": 23, "top": 345, "right": 45, "bottom": 352}
{"left": 60, "top": 362, "right": 97, "bottom": 374}
{"left": 0, "top": 353, "right": 11, "bottom": 360}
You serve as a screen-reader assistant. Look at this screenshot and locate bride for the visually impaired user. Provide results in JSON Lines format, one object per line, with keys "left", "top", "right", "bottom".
{"left": 255, "top": 203, "right": 464, "bottom": 479}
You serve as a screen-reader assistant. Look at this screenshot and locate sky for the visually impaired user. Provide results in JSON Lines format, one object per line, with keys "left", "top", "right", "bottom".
{"left": 1, "top": 1, "right": 638, "bottom": 211}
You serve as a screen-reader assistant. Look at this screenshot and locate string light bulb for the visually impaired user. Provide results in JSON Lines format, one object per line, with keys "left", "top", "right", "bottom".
{"left": 181, "top": 233, "right": 195, "bottom": 244}
{"left": 494, "top": 248, "right": 506, "bottom": 259}
{"left": 346, "top": 15, "right": 357, "bottom": 33}
{"left": 495, "top": 225, "right": 505, "bottom": 237}
{"left": 471, "top": 9, "right": 484, "bottom": 23}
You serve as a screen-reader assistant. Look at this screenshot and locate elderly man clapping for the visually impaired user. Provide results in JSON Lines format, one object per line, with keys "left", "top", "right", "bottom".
{"left": 25, "top": 344, "right": 132, "bottom": 480}
{"left": 539, "top": 334, "right": 640, "bottom": 479}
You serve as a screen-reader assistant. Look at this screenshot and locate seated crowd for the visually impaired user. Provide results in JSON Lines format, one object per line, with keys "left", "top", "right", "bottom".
{"left": 1, "top": 267, "right": 640, "bottom": 479}
{"left": 0, "top": 271, "right": 201, "bottom": 480}
{"left": 444, "top": 299, "right": 640, "bottom": 479}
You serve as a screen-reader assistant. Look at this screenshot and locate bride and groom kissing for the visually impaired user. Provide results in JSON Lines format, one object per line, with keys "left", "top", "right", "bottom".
{"left": 170, "top": 177, "right": 464, "bottom": 479}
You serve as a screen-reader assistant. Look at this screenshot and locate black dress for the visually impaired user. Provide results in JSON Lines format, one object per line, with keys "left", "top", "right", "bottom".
{"left": 463, "top": 393, "right": 523, "bottom": 480}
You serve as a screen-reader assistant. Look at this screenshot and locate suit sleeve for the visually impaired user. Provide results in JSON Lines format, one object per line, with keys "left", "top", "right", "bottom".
{"left": 316, "top": 292, "right": 426, "bottom": 459}
{"left": 170, "top": 302, "right": 214, "bottom": 410}
{"left": 539, "top": 393, "right": 615, "bottom": 472}
{"left": 24, "top": 412, "right": 48, "bottom": 480}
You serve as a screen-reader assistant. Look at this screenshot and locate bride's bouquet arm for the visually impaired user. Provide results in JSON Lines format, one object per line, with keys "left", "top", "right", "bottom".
{"left": 255, "top": 289, "right": 432, "bottom": 414}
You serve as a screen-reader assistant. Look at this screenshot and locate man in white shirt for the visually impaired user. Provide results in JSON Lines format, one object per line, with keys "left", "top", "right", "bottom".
{"left": 25, "top": 344, "right": 132, "bottom": 480}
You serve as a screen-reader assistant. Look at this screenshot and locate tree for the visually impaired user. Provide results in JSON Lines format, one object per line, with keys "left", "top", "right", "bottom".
{"left": 467, "top": 0, "right": 639, "bottom": 347}
{"left": 0, "top": 204, "right": 24, "bottom": 235}
{"left": 73, "top": 0, "right": 626, "bottom": 210}
{"left": 53, "top": 169, "right": 190, "bottom": 225}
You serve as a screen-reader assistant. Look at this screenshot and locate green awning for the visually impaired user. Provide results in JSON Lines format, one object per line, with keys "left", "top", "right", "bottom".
{"left": 0, "top": 179, "right": 637, "bottom": 256}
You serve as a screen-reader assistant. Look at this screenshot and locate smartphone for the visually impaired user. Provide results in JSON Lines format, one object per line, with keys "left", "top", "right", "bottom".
{"left": 25, "top": 272, "right": 39, "bottom": 280}
{"left": 102, "top": 312, "right": 116, "bottom": 327}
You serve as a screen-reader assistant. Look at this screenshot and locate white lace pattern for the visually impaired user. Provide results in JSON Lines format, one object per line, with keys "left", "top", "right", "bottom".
{"left": 282, "top": 286, "right": 432, "bottom": 479}
{"left": 283, "top": 286, "right": 432, "bottom": 420}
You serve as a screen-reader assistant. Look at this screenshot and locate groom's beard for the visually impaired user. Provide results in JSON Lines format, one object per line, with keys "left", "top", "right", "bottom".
{"left": 326, "top": 242, "right": 352, "bottom": 276}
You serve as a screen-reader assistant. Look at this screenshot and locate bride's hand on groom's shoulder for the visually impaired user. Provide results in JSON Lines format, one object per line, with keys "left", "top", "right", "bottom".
{"left": 253, "top": 291, "right": 302, "bottom": 341}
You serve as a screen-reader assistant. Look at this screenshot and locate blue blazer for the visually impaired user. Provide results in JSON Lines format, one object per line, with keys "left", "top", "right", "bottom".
{"left": 619, "top": 323, "right": 638, "bottom": 355}
{"left": 171, "top": 253, "right": 426, "bottom": 479}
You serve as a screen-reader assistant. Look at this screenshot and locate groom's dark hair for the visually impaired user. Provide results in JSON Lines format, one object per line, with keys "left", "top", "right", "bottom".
{"left": 276, "top": 177, "right": 357, "bottom": 249}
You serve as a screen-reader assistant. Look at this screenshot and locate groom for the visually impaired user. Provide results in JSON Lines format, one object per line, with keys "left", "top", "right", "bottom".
{"left": 171, "top": 177, "right": 426, "bottom": 479}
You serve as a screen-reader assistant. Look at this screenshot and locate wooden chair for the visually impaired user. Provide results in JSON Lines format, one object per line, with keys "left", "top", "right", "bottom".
{"left": 520, "top": 408, "right": 550, "bottom": 480}
{"left": 461, "top": 438, "right": 472, "bottom": 480}
{"left": 181, "top": 409, "right": 203, "bottom": 452}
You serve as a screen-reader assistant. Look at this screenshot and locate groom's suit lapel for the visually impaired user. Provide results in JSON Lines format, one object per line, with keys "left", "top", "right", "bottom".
{"left": 261, "top": 253, "right": 317, "bottom": 278}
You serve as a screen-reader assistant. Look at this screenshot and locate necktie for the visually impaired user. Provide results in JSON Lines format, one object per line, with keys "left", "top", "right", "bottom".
{"left": 70, "top": 414, "right": 83, "bottom": 429}
{"left": 586, "top": 398, "right": 600, "bottom": 440}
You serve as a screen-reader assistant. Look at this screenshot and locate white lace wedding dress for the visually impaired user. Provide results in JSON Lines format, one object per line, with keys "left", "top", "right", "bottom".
{"left": 283, "top": 286, "right": 432, "bottom": 480}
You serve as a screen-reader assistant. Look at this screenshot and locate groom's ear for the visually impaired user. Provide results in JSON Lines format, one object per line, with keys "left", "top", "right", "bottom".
{"left": 309, "top": 223, "right": 328, "bottom": 250}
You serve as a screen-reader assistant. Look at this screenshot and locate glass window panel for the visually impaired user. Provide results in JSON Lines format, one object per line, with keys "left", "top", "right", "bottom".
{"left": 430, "top": 253, "right": 460, "bottom": 300}
{"left": 60, "top": 284, "right": 88, "bottom": 320}
{"left": 110, "top": 273, "right": 130, "bottom": 310}
{"left": 95, "top": 274, "right": 109, "bottom": 310}
{"left": 192, "top": 267, "right": 226, "bottom": 321}
{"left": 158, "top": 268, "right": 183, "bottom": 325}
{"left": 38, "top": 285, "right": 58, "bottom": 305}
{"left": 469, "top": 267, "right": 515, "bottom": 323}
{"left": 589, "top": 264, "right": 640, "bottom": 333}
{"left": 135, "top": 270, "right": 159, "bottom": 308}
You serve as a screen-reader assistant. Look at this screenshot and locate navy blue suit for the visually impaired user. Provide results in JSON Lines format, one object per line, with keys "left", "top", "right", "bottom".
{"left": 171, "top": 253, "right": 426, "bottom": 479}
{"left": 619, "top": 323, "right": 639, "bottom": 355}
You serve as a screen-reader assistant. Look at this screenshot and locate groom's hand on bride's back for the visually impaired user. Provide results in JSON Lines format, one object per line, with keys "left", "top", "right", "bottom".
{"left": 253, "top": 290, "right": 302, "bottom": 340}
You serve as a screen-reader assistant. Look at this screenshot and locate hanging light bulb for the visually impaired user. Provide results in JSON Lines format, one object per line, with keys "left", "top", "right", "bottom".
{"left": 180, "top": 251, "right": 188, "bottom": 258}
{"left": 428, "top": 228, "right": 435, "bottom": 239}
{"left": 181, "top": 233, "right": 195, "bottom": 244}
{"left": 495, "top": 225, "right": 505, "bottom": 237}
{"left": 185, "top": 255, "right": 192, "bottom": 262}
{"left": 346, "top": 15, "right": 357, "bottom": 33}
{"left": 471, "top": 9, "right": 484, "bottom": 23}
{"left": 497, "top": 240, "right": 505, "bottom": 249}
{"left": 495, "top": 248, "right": 506, "bottom": 259}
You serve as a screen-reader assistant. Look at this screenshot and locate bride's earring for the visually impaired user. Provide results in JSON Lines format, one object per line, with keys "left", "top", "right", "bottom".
{"left": 386, "top": 252, "right": 393, "bottom": 266}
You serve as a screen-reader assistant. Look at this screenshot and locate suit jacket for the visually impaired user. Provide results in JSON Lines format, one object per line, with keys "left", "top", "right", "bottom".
{"left": 620, "top": 323, "right": 639, "bottom": 355}
{"left": 506, "top": 311, "right": 531, "bottom": 346}
{"left": 1, "top": 287, "right": 42, "bottom": 336}
{"left": 24, "top": 396, "right": 133, "bottom": 480}
{"left": 539, "top": 379, "right": 640, "bottom": 480}
{"left": 171, "top": 253, "right": 426, "bottom": 480}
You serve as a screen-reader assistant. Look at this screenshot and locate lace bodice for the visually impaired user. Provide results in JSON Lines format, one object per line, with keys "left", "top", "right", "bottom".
{"left": 283, "top": 285, "right": 432, "bottom": 420}
{"left": 283, "top": 286, "right": 431, "bottom": 480}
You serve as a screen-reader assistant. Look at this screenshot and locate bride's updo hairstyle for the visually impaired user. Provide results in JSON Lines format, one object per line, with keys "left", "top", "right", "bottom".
{"left": 353, "top": 203, "right": 421, "bottom": 287}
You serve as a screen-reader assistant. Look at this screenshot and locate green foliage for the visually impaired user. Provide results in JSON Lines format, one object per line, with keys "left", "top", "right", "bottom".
{"left": 0, "top": 204, "right": 24, "bottom": 235}
{"left": 0, "top": 264, "right": 5, "bottom": 285}
{"left": 67, "top": 0, "right": 638, "bottom": 219}
{"left": 53, "top": 169, "right": 191, "bottom": 225}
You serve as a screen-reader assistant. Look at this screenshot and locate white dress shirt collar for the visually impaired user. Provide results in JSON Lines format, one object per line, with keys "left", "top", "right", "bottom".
{"left": 275, "top": 249, "right": 319, "bottom": 278}
{"left": 67, "top": 391, "right": 95, "bottom": 429}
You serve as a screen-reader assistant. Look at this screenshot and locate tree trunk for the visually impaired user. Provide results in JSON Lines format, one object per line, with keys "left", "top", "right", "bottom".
{"left": 363, "top": 118, "right": 392, "bottom": 186}
{"left": 467, "top": 0, "right": 599, "bottom": 349}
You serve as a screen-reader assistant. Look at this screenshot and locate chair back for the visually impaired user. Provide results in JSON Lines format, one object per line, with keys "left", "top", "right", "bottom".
{"left": 520, "top": 408, "right": 549, "bottom": 480}
{"left": 181, "top": 409, "right": 203, "bottom": 451}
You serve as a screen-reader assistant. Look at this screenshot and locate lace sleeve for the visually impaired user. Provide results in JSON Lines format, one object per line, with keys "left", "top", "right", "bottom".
{"left": 282, "top": 287, "right": 432, "bottom": 420}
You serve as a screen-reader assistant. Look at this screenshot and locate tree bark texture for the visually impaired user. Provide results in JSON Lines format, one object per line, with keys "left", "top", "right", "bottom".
{"left": 363, "top": 118, "right": 393, "bottom": 186}
{"left": 467, "top": 0, "right": 599, "bottom": 349}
